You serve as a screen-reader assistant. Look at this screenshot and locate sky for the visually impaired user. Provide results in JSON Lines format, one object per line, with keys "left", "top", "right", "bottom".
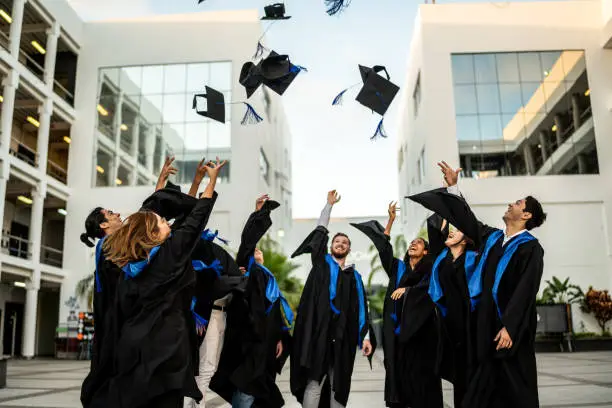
{"left": 61, "top": 0, "right": 548, "bottom": 219}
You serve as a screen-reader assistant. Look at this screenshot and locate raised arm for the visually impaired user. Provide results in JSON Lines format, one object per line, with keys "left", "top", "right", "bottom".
{"left": 188, "top": 158, "right": 208, "bottom": 197}
{"left": 427, "top": 213, "right": 448, "bottom": 257}
{"left": 235, "top": 195, "right": 279, "bottom": 267}
{"left": 155, "top": 156, "right": 178, "bottom": 191}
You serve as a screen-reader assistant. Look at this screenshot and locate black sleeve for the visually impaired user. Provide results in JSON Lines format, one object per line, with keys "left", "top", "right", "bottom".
{"left": 291, "top": 226, "right": 329, "bottom": 269}
{"left": 235, "top": 201, "right": 279, "bottom": 268}
{"left": 426, "top": 214, "right": 449, "bottom": 257}
{"left": 247, "top": 267, "right": 268, "bottom": 342}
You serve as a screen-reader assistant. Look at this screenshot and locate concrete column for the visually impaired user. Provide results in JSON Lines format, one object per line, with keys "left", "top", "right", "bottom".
{"left": 145, "top": 127, "right": 155, "bottom": 172}
{"left": 523, "top": 143, "right": 535, "bottom": 175}
{"left": 159, "top": 143, "right": 167, "bottom": 175}
{"left": 29, "top": 184, "right": 45, "bottom": 263}
{"left": 464, "top": 155, "right": 472, "bottom": 178}
{"left": 43, "top": 23, "right": 60, "bottom": 87}
{"left": 571, "top": 94, "right": 581, "bottom": 132}
{"left": 36, "top": 99, "right": 53, "bottom": 173}
{"left": 8, "top": 0, "right": 26, "bottom": 58}
{"left": 0, "top": 72, "right": 19, "bottom": 245}
{"left": 553, "top": 115, "right": 563, "bottom": 147}
{"left": 129, "top": 121, "right": 140, "bottom": 186}
{"left": 538, "top": 130, "right": 549, "bottom": 162}
{"left": 577, "top": 154, "right": 587, "bottom": 175}
{"left": 113, "top": 93, "right": 123, "bottom": 148}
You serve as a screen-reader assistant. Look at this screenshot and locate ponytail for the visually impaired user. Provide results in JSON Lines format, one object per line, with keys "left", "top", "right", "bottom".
{"left": 80, "top": 233, "right": 95, "bottom": 248}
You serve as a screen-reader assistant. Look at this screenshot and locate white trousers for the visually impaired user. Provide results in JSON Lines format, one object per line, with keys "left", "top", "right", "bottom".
{"left": 184, "top": 309, "right": 227, "bottom": 408}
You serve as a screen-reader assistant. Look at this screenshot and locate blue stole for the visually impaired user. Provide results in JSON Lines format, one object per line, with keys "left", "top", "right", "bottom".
{"left": 94, "top": 236, "right": 107, "bottom": 293}
{"left": 121, "top": 245, "right": 161, "bottom": 279}
{"left": 390, "top": 260, "right": 407, "bottom": 335}
{"left": 248, "top": 257, "right": 294, "bottom": 331}
{"left": 325, "top": 254, "right": 367, "bottom": 347}
{"left": 201, "top": 229, "right": 229, "bottom": 245}
{"left": 429, "top": 248, "right": 478, "bottom": 317}
{"left": 192, "top": 259, "right": 223, "bottom": 278}
{"left": 469, "top": 230, "right": 536, "bottom": 316}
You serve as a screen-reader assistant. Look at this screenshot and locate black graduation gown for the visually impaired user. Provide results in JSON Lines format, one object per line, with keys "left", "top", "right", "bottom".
{"left": 104, "top": 195, "right": 217, "bottom": 408}
{"left": 210, "top": 201, "right": 290, "bottom": 408}
{"left": 290, "top": 226, "right": 375, "bottom": 408}
{"left": 80, "top": 258, "right": 121, "bottom": 408}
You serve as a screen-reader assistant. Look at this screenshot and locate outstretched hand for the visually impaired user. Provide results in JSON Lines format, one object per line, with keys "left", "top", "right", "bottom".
{"left": 327, "top": 190, "right": 341, "bottom": 206}
{"left": 155, "top": 156, "right": 178, "bottom": 190}
{"left": 256, "top": 194, "right": 270, "bottom": 211}
{"left": 437, "top": 161, "right": 462, "bottom": 187}
{"left": 388, "top": 201, "right": 398, "bottom": 220}
{"left": 194, "top": 157, "right": 208, "bottom": 181}
{"left": 205, "top": 156, "right": 227, "bottom": 178}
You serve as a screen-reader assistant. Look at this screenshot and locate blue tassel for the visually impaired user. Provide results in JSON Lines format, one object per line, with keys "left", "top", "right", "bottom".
{"left": 253, "top": 41, "right": 267, "bottom": 60}
{"left": 290, "top": 65, "right": 308, "bottom": 74}
{"left": 241, "top": 102, "right": 264, "bottom": 125}
{"left": 371, "top": 117, "right": 388, "bottom": 140}
{"left": 332, "top": 89, "right": 348, "bottom": 106}
{"left": 325, "top": 0, "right": 350, "bottom": 16}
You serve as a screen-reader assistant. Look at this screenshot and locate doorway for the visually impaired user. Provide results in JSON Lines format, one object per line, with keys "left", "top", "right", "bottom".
{"left": 3, "top": 302, "right": 23, "bottom": 356}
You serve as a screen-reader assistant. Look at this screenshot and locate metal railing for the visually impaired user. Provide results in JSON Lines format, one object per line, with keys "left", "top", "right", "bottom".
{"left": 41, "top": 244, "right": 63, "bottom": 267}
{"left": 0, "top": 29, "right": 9, "bottom": 51}
{"left": 9, "top": 137, "right": 38, "bottom": 167}
{"left": 1, "top": 233, "right": 32, "bottom": 260}
{"left": 52, "top": 80, "right": 75, "bottom": 106}
{"left": 17, "top": 47, "right": 45, "bottom": 82}
{"left": 47, "top": 159, "right": 67, "bottom": 184}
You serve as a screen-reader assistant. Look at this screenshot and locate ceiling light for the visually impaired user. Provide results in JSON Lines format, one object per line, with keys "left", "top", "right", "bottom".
{"left": 0, "top": 9, "right": 12, "bottom": 24}
{"left": 0, "top": 95, "right": 3, "bottom": 102}
{"left": 96, "top": 165, "right": 105, "bottom": 174}
{"left": 584, "top": 89, "right": 590, "bottom": 96}
{"left": 31, "top": 40, "right": 46, "bottom": 54}
{"left": 97, "top": 104, "right": 108, "bottom": 116}
{"left": 537, "top": 144, "right": 542, "bottom": 148}
{"left": 551, "top": 124, "right": 557, "bottom": 132}
{"left": 14, "top": 282, "right": 26, "bottom": 288}
{"left": 57, "top": 208, "right": 67, "bottom": 216}
{"left": 63, "top": 136, "right": 71, "bottom": 144}
{"left": 27, "top": 116, "right": 40, "bottom": 127}
{"left": 472, "top": 145, "right": 477, "bottom": 150}
{"left": 120, "top": 124, "right": 128, "bottom": 131}
{"left": 115, "top": 178, "right": 122, "bottom": 185}
{"left": 17, "top": 195, "right": 32, "bottom": 205}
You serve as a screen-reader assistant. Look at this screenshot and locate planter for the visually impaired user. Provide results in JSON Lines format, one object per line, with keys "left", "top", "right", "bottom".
{"left": 0, "top": 358, "right": 7, "bottom": 388}
{"left": 573, "top": 337, "right": 612, "bottom": 352}
{"left": 536, "top": 304, "right": 571, "bottom": 334}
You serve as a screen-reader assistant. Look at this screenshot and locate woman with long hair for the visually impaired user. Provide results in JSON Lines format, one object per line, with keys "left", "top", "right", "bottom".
{"left": 102, "top": 158, "right": 225, "bottom": 408}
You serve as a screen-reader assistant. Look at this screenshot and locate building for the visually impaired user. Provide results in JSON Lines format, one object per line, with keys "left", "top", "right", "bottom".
{"left": 398, "top": 0, "right": 612, "bottom": 332}
{"left": 0, "top": 0, "right": 292, "bottom": 358}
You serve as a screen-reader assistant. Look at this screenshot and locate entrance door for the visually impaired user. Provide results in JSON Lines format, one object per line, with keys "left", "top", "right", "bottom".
{"left": 3, "top": 303, "right": 24, "bottom": 356}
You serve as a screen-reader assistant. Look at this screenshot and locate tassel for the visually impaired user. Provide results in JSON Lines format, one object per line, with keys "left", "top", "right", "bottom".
{"left": 241, "top": 103, "right": 264, "bottom": 125}
{"left": 290, "top": 65, "right": 308, "bottom": 74}
{"left": 371, "top": 117, "right": 388, "bottom": 140}
{"left": 253, "top": 40, "right": 268, "bottom": 60}
{"left": 332, "top": 89, "right": 348, "bottom": 106}
{"left": 325, "top": 0, "right": 351, "bottom": 16}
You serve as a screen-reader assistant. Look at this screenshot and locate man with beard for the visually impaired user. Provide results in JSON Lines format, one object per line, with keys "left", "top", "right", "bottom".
{"left": 437, "top": 161, "right": 546, "bottom": 408}
{"left": 290, "top": 190, "right": 374, "bottom": 408}
{"left": 352, "top": 202, "right": 442, "bottom": 408}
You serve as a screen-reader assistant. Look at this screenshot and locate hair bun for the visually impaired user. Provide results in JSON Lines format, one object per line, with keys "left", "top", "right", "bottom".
{"left": 80, "top": 233, "right": 95, "bottom": 248}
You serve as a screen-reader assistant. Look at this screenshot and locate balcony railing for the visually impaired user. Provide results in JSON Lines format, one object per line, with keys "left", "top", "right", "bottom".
{"left": 18, "top": 47, "right": 45, "bottom": 82}
{"left": 52, "top": 80, "right": 75, "bottom": 107}
{"left": 41, "top": 244, "right": 63, "bottom": 267}
{"left": 1, "top": 233, "right": 31, "bottom": 260}
{"left": 0, "top": 29, "right": 9, "bottom": 51}
{"left": 47, "top": 159, "right": 67, "bottom": 184}
{"left": 10, "top": 138, "right": 38, "bottom": 167}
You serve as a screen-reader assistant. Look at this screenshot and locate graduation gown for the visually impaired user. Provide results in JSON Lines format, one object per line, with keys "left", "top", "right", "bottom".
{"left": 80, "top": 253, "right": 122, "bottom": 408}
{"left": 290, "top": 226, "right": 375, "bottom": 408}
{"left": 210, "top": 201, "right": 291, "bottom": 408}
{"left": 104, "top": 195, "right": 217, "bottom": 408}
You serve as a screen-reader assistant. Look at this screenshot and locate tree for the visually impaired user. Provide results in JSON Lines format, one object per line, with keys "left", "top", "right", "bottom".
{"left": 581, "top": 287, "right": 612, "bottom": 336}
{"left": 538, "top": 276, "right": 584, "bottom": 305}
{"left": 258, "top": 235, "right": 304, "bottom": 312}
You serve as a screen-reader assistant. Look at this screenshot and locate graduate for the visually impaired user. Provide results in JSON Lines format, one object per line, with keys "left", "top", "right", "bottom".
{"left": 210, "top": 195, "right": 292, "bottom": 408}
{"left": 437, "top": 161, "right": 546, "bottom": 408}
{"left": 351, "top": 203, "right": 442, "bottom": 408}
{"left": 101, "top": 158, "right": 225, "bottom": 408}
{"left": 80, "top": 156, "right": 178, "bottom": 408}
{"left": 407, "top": 187, "right": 482, "bottom": 407}
{"left": 290, "top": 190, "right": 374, "bottom": 408}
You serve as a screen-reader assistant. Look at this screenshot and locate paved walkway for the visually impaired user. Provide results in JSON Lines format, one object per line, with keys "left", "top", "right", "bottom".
{"left": 0, "top": 352, "right": 610, "bottom": 407}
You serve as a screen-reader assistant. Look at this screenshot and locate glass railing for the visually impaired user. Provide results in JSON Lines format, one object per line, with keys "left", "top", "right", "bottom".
{"left": 10, "top": 138, "right": 38, "bottom": 167}
{"left": 47, "top": 159, "right": 67, "bottom": 184}
{"left": 53, "top": 80, "right": 75, "bottom": 106}
{"left": 41, "top": 244, "right": 63, "bottom": 267}
{"left": 17, "top": 48, "right": 45, "bottom": 82}
{"left": 0, "top": 30, "right": 9, "bottom": 51}
{"left": 1, "top": 232, "right": 31, "bottom": 260}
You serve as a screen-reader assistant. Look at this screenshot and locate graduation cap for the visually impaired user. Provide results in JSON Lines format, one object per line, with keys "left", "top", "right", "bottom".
{"left": 325, "top": 0, "right": 350, "bottom": 16}
{"left": 262, "top": 3, "right": 291, "bottom": 20}
{"left": 407, "top": 188, "right": 482, "bottom": 248}
{"left": 193, "top": 85, "right": 263, "bottom": 126}
{"left": 239, "top": 61, "right": 264, "bottom": 98}
{"left": 332, "top": 64, "right": 399, "bottom": 140}
{"left": 259, "top": 51, "right": 307, "bottom": 96}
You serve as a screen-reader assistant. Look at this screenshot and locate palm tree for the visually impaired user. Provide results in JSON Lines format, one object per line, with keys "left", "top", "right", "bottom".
{"left": 76, "top": 273, "right": 95, "bottom": 312}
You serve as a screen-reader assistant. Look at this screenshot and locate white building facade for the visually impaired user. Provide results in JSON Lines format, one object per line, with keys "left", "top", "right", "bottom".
{"left": 398, "top": 0, "right": 612, "bottom": 332}
{"left": 0, "top": 0, "right": 292, "bottom": 358}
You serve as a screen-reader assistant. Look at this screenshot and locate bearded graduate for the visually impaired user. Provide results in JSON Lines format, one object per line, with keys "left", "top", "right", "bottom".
{"left": 210, "top": 195, "right": 292, "bottom": 408}
{"left": 80, "top": 156, "right": 179, "bottom": 408}
{"left": 101, "top": 158, "right": 225, "bottom": 408}
{"left": 408, "top": 185, "right": 482, "bottom": 407}
{"left": 290, "top": 190, "right": 375, "bottom": 408}
{"left": 437, "top": 161, "right": 546, "bottom": 408}
{"left": 351, "top": 202, "right": 442, "bottom": 408}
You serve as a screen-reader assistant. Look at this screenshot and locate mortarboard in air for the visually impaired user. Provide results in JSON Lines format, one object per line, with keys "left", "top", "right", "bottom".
{"left": 193, "top": 85, "right": 263, "bottom": 126}
{"left": 259, "top": 50, "right": 307, "bottom": 96}
{"left": 253, "top": 3, "right": 291, "bottom": 59}
{"left": 332, "top": 64, "right": 399, "bottom": 140}
{"left": 325, "top": 0, "right": 351, "bottom": 16}
{"left": 239, "top": 61, "right": 264, "bottom": 98}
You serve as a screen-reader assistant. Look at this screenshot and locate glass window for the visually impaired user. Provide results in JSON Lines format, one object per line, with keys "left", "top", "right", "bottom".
{"left": 450, "top": 50, "right": 597, "bottom": 178}
{"left": 164, "top": 64, "right": 187, "bottom": 94}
